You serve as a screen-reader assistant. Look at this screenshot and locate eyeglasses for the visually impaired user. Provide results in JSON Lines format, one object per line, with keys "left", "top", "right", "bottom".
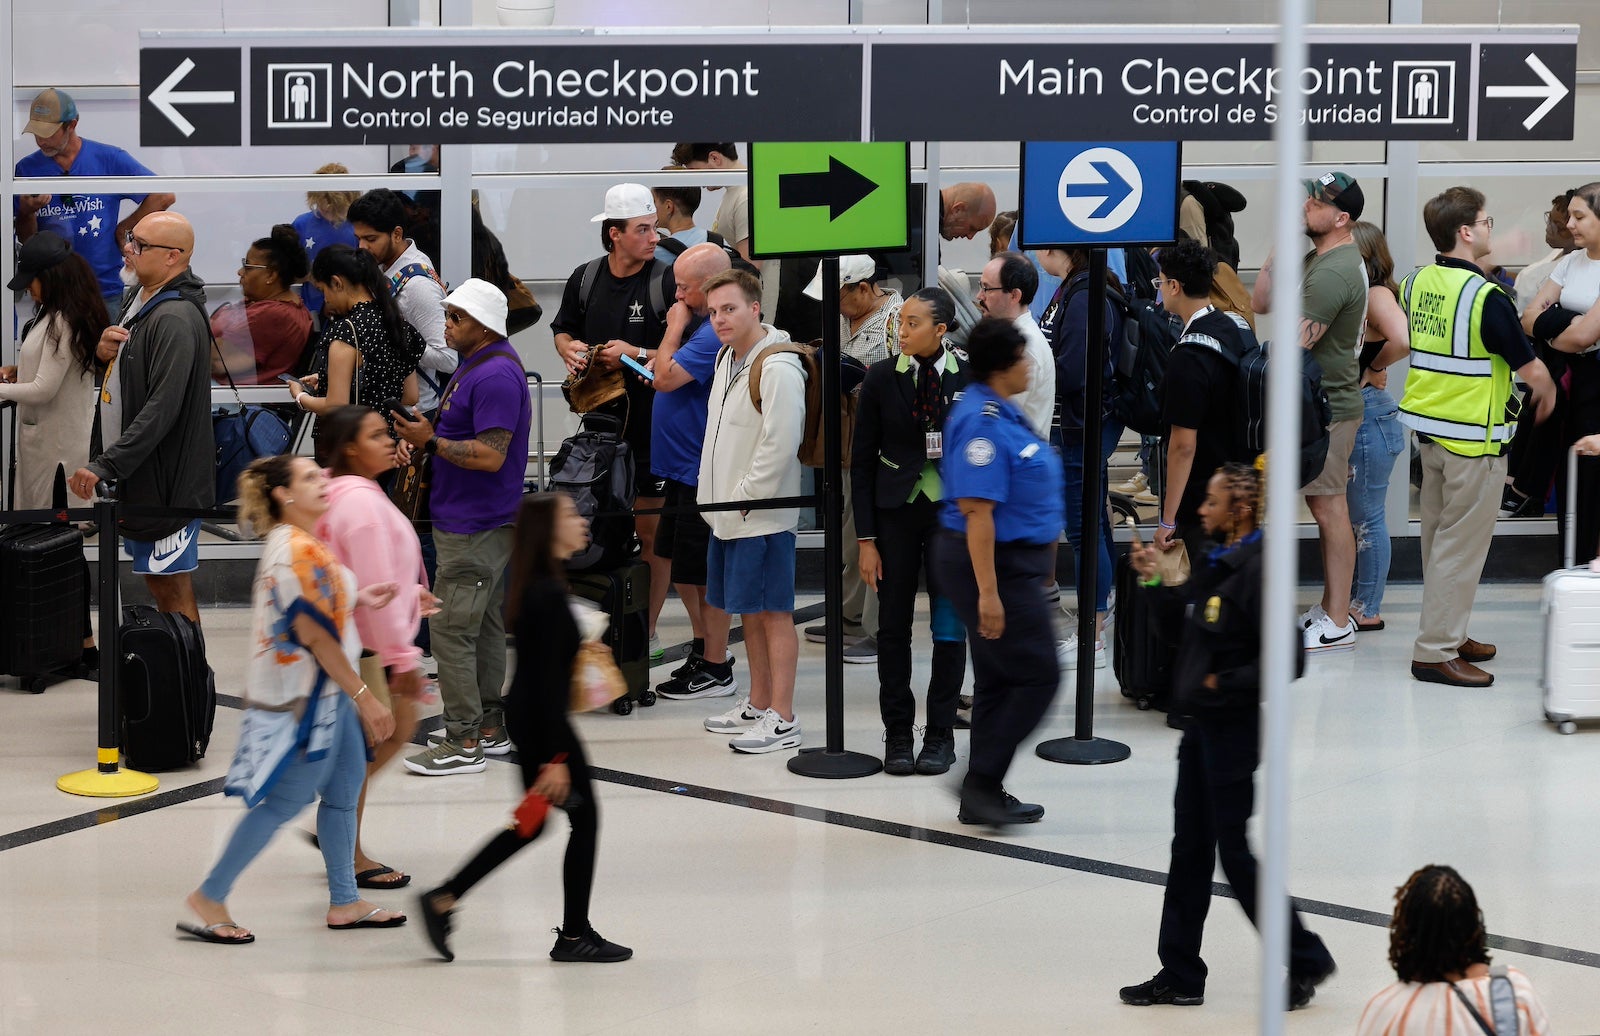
{"left": 1151, "top": 277, "right": 1166, "bottom": 294}
{"left": 125, "top": 230, "right": 184, "bottom": 254}
{"left": 1465, "top": 216, "right": 1495, "bottom": 230}
{"left": 239, "top": 259, "right": 270, "bottom": 270}
{"left": 976, "top": 284, "right": 1006, "bottom": 295}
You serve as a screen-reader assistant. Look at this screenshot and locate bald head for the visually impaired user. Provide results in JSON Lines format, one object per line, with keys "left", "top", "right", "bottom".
{"left": 674, "top": 241, "right": 733, "bottom": 314}
{"left": 940, "top": 183, "right": 998, "bottom": 241}
{"left": 128, "top": 211, "right": 194, "bottom": 288}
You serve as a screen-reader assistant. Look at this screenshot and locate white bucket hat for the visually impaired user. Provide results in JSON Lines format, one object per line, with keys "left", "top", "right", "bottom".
{"left": 443, "top": 278, "right": 509, "bottom": 337}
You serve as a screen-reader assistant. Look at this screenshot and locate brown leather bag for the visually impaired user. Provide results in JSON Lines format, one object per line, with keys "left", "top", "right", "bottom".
{"left": 504, "top": 276, "right": 543, "bottom": 335}
{"left": 561, "top": 345, "right": 627, "bottom": 413}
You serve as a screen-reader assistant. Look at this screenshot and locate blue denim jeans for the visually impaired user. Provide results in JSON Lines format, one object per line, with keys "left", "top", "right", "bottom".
{"left": 201, "top": 696, "right": 367, "bottom": 907}
{"left": 1058, "top": 417, "right": 1123, "bottom": 614}
{"left": 1346, "top": 386, "right": 1405, "bottom": 618}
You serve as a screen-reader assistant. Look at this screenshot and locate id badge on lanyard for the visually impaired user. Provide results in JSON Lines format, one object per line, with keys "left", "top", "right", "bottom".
{"left": 925, "top": 431, "right": 942, "bottom": 459}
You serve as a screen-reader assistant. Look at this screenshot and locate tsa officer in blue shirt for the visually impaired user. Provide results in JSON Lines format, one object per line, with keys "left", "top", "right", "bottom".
{"left": 932, "top": 317, "right": 1065, "bottom": 827}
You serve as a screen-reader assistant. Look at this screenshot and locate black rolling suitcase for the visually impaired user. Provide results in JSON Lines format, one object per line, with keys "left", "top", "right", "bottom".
{"left": 0, "top": 523, "right": 86, "bottom": 694}
{"left": 1112, "top": 552, "right": 1185, "bottom": 711}
{"left": 119, "top": 605, "right": 217, "bottom": 771}
{"left": 568, "top": 560, "right": 653, "bottom": 715}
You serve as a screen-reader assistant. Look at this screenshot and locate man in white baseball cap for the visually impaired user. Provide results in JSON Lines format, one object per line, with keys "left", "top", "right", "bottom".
{"left": 553, "top": 182, "right": 679, "bottom": 664}
{"left": 394, "top": 276, "right": 532, "bottom": 776}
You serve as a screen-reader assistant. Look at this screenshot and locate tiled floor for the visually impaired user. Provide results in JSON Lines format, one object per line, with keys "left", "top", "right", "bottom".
{"left": 3, "top": 583, "right": 1599, "bottom": 1034}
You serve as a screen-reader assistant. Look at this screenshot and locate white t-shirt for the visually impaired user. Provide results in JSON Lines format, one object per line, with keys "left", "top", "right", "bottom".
{"left": 1550, "top": 249, "right": 1600, "bottom": 316}
{"left": 1013, "top": 311, "right": 1055, "bottom": 439}
{"left": 1355, "top": 967, "right": 1551, "bottom": 1036}
{"left": 1515, "top": 247, "right": 1570, "bottom": 314}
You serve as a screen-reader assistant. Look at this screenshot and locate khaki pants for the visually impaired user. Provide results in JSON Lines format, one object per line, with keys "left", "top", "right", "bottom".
{"left": 1414, "top": 441, "right": 1504, "bottom": 663}
{"left": 433, "top": 526, "right": 514, "bottom": 742}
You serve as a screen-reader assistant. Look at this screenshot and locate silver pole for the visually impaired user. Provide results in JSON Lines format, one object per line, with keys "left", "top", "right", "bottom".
{"left": 2, "top": 0, "right": 15, "bottom": 375}
{"left": 439, "top": 0, "right": 473, "bottom": 288}
{"left": 1261, "top": 0, "right": 1308, "bottom": 1030}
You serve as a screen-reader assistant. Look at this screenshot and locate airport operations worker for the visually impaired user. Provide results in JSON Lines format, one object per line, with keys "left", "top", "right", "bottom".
{"left": 932, "top": 317, "right": 1064, "bottom": 828}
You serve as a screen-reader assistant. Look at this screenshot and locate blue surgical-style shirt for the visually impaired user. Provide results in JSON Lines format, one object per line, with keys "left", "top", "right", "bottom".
{"left": 15, "top": 140, "right": 155, "bottom": 299}
{"left": 939, "top": 381, "right": 1065, "bottom": 545}
{"left": 292, "top": 208, "right": 358, "bottom": 316}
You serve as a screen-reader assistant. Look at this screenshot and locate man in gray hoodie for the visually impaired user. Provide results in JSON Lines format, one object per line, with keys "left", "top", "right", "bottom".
{"left": 697, "top": 270, "right": 807, "bottom": 755}
{"left": 71, "top": 212, "right": 214, "bottom": 623}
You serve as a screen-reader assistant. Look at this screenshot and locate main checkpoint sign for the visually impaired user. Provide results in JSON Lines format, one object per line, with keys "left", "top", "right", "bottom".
{"left": 748, "top": 142, "right": 910, "bottom": 259}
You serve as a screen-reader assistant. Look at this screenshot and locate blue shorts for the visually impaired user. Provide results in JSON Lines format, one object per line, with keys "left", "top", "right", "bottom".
{"left": 707, "top": 532, "right": 796, "bottom": 615}
{"left": 127, "top": 519, "right": 202, "bottom": 576}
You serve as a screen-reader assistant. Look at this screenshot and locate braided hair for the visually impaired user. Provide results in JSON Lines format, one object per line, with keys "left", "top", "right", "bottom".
{"left": 1213, "top": 458, "right": 1265, "bottom": 541}
{"left": 1388, "top": 865, "right": 1490, "bottom": 983}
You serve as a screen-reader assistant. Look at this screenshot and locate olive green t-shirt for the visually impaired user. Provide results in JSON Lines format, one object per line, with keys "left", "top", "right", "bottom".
{"left": 1302, "top": 243, "right": 1368, "bottom": 422}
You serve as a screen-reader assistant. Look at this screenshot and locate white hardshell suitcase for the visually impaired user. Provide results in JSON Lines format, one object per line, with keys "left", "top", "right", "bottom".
{"left": 1540, "top": 447, "right": 1600, "bottom": 733}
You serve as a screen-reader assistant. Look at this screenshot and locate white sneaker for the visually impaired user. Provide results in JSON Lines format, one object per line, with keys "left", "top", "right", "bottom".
{"left": 728, "top": 709, "right": 803, "bottom": 754}
{"left": 705, "top": 697, "right": 763, "bottom": 734}
{"left": 1057, "top": 635, "right": 1079, "bottom": 670}
{"left": 1115, "top": 472, "right": 1149, "bottom": 496}
{"left": 1304, "top": 613, "right": 1356, "bottom": 652}
{"left": 1094, "top": 639, "right": 1108, "bottom": 670}
{"left": 1298, "top": 604, "right": 1328, "bottom": 631}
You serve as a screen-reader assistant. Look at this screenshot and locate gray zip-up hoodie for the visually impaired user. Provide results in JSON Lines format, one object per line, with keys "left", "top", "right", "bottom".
{"left": 89, "top": 268, "right": 216, "bottom": 541}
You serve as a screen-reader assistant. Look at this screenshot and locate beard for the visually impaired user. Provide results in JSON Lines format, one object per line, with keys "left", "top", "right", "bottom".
{"left": 119, "top": 264, "right": 139, "bottom": 288}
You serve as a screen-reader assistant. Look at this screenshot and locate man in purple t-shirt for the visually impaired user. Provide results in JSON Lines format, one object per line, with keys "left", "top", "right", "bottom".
{"left": 392, "top": 279, "right": 531, "bottom": 776}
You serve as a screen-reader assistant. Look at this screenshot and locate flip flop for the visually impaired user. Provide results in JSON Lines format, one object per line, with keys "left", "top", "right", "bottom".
{"left": 176, "top": 920, "right": 255, "bottom": 945}
{"left": 328, "top": 907, "right": 407, "bottom": 930}
{"left": 357, "top": 866, "right": 412, "bottom": 890}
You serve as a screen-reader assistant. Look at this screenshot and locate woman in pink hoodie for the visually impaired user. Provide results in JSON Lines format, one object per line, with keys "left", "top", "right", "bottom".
{"left": 315, "top": 405, "right": 431, "bottom": 890}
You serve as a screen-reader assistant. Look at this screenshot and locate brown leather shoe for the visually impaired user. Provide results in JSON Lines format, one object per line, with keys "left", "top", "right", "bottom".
{"left": 1458, "top": 638, "right": 1497, "bottom": 663}
{"left": 1411, "top": 659, "right": 1494, "bottom": 687}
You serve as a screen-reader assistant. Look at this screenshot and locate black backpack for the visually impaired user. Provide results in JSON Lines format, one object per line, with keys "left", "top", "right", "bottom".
{"left": 577, "top": 256, "right": 670, "bottom": 328}
{"left": 1109, "top": 290, "right": 1184, "bottom": 436}
{"left": 1191, "top": 314, "right": 1334, "bottom": 489}
{"left": 657, "top": 230, "right": 761, "bottom": 279}
{"left": 1122, "top": 247, "right": 1161, "bottom": 302}
{"left": 547, "top": 413, "right": 638, "bottom": 572}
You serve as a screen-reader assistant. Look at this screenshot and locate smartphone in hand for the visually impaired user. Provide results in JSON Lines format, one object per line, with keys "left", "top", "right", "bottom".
{"left": 382, "top": 398, "right": 419, "bottom": 423}
{"left": 276, "top": 372, "right": 305, "bottom": 390}
{"left": 619, "top": 353, "right": 654, "bottom": 382}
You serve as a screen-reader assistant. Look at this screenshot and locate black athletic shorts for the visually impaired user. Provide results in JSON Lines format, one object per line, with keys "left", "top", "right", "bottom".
{"left": 654, "top": 478, "right": 710, "bottom": 586}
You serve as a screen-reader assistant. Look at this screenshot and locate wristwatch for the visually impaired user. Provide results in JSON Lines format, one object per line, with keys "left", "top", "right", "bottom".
{"left": 424, "top": 436, "right": 439, "bottom": 455}
{"left": 637, "top": 347, "right": 647, "bottom": 361}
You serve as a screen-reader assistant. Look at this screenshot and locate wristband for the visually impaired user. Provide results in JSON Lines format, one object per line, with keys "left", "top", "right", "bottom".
{"left": 353, "top": 684, "right": 369, "bottom": 701}
{"left": 295, "top": 392, "right": 309, "bottom": 412}
{"left": 424, "top": 436, "right": 439, "bottom": 455}
{"left": 1370, "top": 366, "right": 1386, "bottom": 373}
{"left": 1140, "top": 574, "right": 1163, "bottom": 588}
{"left": 1158, "top": 520, "right": 1176, "bottom": 531}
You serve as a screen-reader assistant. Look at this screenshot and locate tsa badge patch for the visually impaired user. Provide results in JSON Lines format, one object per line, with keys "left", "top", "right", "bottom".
{"left": 965, "top": 438, "right": 996, "bottom": 466}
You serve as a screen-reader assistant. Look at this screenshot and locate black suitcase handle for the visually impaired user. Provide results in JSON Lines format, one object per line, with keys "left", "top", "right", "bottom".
{"left": 122, "top": 653, "right": 155, "bottom": 725}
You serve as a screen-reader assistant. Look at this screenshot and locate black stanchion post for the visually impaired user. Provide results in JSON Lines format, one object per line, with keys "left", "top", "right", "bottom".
{"left": 790, "top": 256, "right": 883, "bottom": 779}
{"left": 57, "top": 493, "right": 158, "bottom": 796}
{"left": 1038, "top": 247, "right": 1131, "bottom": 766}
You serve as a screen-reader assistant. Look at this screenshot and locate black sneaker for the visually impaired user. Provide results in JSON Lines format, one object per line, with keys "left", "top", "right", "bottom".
{"left": 914, "top": 726, "right": 956, "bottom": 775}
{"left": 1118, "top": 977, "right": 1204, "bottom": 1006}
{"left": 883, "top": 729, "right": 915, "bottom": 776}
{"left": 957, "top": 789, "right": 1044, "bottom": 826}
{"left": 549, "top": 926, "right": 633, "bottom": 963}
{"left": 655, "top": 653, "right": 706, "bottom": 695}
{"left": 658, "top": 658, "right": 738, "bottom": 700}
{"left": 419, "top": 888, "right": 455, "bottom": 963}
{"left": 1289, "top": 962, "right": 1336, "bottom": 1009}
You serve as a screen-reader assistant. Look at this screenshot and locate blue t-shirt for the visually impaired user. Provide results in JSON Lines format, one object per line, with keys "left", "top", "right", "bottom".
{"left": 651, "top": 317, "right": 719, "bottom": 485}
{"left": 15, "top": 140, "right": 155, "bottom": 298}
{"left": 429, "top": 343, "right": 532, "bottom": 536}
{"left": 939, "top": 381, "right": 1064, "bottom": 545}
{"left": 292, "top": 209, "right": 358, "bottom": 316}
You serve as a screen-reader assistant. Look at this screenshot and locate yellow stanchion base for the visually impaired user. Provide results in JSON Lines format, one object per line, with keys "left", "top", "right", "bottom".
{"left": 57, "top": 767, "right": 160, "bottom": 798}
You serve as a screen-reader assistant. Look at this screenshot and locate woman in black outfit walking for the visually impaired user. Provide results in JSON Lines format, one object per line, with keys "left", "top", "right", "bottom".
{"left": 1119, "top": 459, "right": 1336, "bottom": 1011}
{"left": 852, "top": 286, "right": 969, "bottom": 775}
{"left": 419, "top": 492, "right": 631, "bottom": 964}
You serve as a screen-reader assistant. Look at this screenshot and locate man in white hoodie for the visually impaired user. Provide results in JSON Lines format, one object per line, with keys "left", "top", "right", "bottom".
{"left": 697, "top": 269, "right": 807, "bottom": 754}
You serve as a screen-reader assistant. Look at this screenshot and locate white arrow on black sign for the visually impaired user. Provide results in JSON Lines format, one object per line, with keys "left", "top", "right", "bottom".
{"left": 149, "top": 57, "right": 238, "bottom": 137}
{"left": 1485, "top": 53, "right": 1569, "bottom": 131}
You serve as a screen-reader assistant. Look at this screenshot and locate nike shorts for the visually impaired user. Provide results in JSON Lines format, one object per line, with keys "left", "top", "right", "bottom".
{"left": 127, "top": 519, "right": 202, "bottom": 576}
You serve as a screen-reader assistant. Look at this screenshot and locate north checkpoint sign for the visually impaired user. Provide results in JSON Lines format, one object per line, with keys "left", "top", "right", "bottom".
{"left": 1019, "top": 142, "right": 1180, "bottom": 249}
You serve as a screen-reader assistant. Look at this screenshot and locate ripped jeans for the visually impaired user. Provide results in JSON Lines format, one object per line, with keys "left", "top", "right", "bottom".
{"left": 1346, "top": 385, "right": 1406, "bottom": 618}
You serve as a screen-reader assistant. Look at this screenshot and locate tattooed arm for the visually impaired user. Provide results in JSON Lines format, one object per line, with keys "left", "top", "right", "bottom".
{"left": 435, "top": 428, "right": 514, "bottom": 473}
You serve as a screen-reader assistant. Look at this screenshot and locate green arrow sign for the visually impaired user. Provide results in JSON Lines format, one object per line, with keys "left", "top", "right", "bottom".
{"left": 749, "top": 142, "right": 910, "bottom": 259}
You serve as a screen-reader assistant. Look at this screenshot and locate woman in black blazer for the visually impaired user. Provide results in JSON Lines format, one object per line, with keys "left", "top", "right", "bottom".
{"left": 852, "top": 287, "right": 970, "bottom": 776}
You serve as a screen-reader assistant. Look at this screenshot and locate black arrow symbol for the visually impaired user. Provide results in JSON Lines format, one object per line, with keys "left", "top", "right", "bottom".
{"left": 778, "top": 156, "right": 880, "bottom": 221}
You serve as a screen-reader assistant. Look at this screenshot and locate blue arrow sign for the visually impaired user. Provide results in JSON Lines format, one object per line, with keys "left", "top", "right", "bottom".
{"left": 1062, "top": 161, "right": 1135, "bottom": 219}
{"left": 1018, "top": 141, "right": 1181, "bottom": 248}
